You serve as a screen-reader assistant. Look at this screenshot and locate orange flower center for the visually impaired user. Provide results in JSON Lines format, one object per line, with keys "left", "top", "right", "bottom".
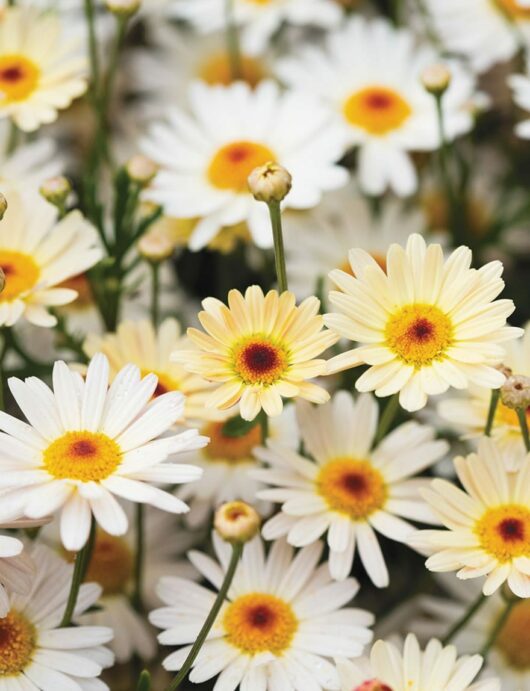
{"left": 496, "top": 598, "right": 530, "bottom": 669}
{"left": 0, "top": 250, "right": 40, "bottom": 302}
{"left": 207, "top": 141, "right": 276, "bottom": 192}
{"left": 0, "top": 54, "right": 40, "bottom": 103}
{"left": 199, "top": 53, "right": 266, "bottom": 87}
{"left": 475, "top": 504, "right": 530, "bottom": 562}
{"left": 223, "top": 593, "right": 298, "bottom": 655}
{"left": 232, "top": 336, "right": 288, "bottom": 386}
{"left": 43, "top": 431, "right": 122, "bottom": 482}
{"left": 0, "top": 611, "right": 36, "bottom": 676}
{"left": 140, "top": 369, "right": 180, "bottom": 397}
{"left": 343, "top": 86, "right": 412, "bottom": 135}
{"left": 60, "top": 273, "right": 94, "bottom": 310}
{"left": 84, "top": 531, "right": 134, "bottom": 595}
{"left": 317, "top": 458, "right": 387, "bottom": 519}
{"left": 202, "top": 420, "right": 262, "bottom": 463}
{"left": 497, "top": 0, "right": 530, "bottom": 18}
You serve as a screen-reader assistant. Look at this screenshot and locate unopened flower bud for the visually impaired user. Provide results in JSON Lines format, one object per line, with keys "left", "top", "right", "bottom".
{"left": 214, "top": 501, "right": 261, "bottom": 544}
{"left": 138, "top": 226, "right": 174, "bottom": 263}
{"left": 497, "top": 364, "right": 513, "bottom": 379}
{"left": 0, "top": 193, "right": 7, "bottom": 220}
{"left": 248, "top": 162, "right": 292, "bottom": 203}
{"left": 105, "top": 0, "right": 141, "bottom": 16}
{"left": 353, "top": 681, "right": 393, "bottom": 691}
{"left": 126, "top": 155, "right": 158, "bottom": 186}
{"left": 40, "top": 176, "right": 71, "bottom": 207}
{"left": 421, "top": 64, "right": 452, "bottom": 96}
{"left": 500, "top": 374, "right": 530, "bottom": 410}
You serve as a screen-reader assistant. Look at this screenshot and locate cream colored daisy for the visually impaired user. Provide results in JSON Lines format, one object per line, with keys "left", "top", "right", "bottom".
{"left": 0, "top": 6, "right": 87, "bottom": 132}
{"left": 173, "top": 285, "right": 338, "bottom": 421}
{"left": 324, "top": 234, "right": 521, "bottom": 412}
{"left": 0, "top": 190, "right": 102, "bottom": 328}
{"left": 410, "top": 437, "right": 530, "bottom": 598}
{"left": 84, "top": 318, "right": 223, "bottom": 425}
{"left": 438, "top": 321, "right": 530, "bottom": 471}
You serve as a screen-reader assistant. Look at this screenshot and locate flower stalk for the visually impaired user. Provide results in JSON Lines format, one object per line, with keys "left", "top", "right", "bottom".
{"left": 442, "top": 591, "right": 487, "bottom": 645}
{"left": 60, "top": 517, "right": 97, "bottom": 627}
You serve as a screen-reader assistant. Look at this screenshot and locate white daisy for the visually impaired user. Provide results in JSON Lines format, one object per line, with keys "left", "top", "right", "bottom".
{"left": 177, "top": 404, "right": 299, "bottom": 527}
{"left": 141, "top": 80, "right": 348, "bottom": 250}
{"left": 255, "top": 391, "right": 447, "bottom": 587}
{"left": 336, "top": 633, "right": 500, "bottom": 691}
{"left": 0, "top": 542, "right": 114, "bottom": 690}
{"left": 0, "top": 353, "right": 207, "bottom": 550}
{"left": 150, "top": 534, "right": 374, "bottom": 690}
{"left": 323, "top": 234, "right": 521, "bottom": 412}
{"left": 278, "top": 17, "right": 477, "bottom": 196}
{"left": 410, "top": 437, "right": 530, "bottom": 598}
{"left": 0, "top": 5, "right": 87, "bottom": 132}
{"left": 167, "top": 0, "right": 342, "bottom": 57}
{"left": 0, "top": 526, "right": 34, "bottom": 618}
{"left": 284, "top": 184, "right": 426, "bottom": 299}
{"left": 424, "top": 0, "right": 530, "bottom": 74}
{"left": 509, "top": 69, "right": 530, "bottom": 139}
{"left": 0, "top": 190, "right": 102, "bottom": 328}
{"left": 438, "top": 321, "right": 530, "bottom": 471}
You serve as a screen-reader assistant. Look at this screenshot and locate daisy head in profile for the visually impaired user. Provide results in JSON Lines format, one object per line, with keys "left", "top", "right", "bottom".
{"left": 410, "top": 437, "right": 530, "bottom": 598}
{"left": 0, "top": 353, "right": 207, "bottom": 551}
{"left": 0, "top": 6, "right": 87, "bottom": 131}
{"left": 173, "top": 285, "right": 338, "bottom": 421}
{"left": 324, "top": 233, "right": 521, "bottom": 412}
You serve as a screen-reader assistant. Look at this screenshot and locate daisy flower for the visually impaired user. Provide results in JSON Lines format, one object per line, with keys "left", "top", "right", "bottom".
{"left": 177, "top": 404, "right": 299, "bottom": 527}
{"left": 278, "top": 17, "right": 476, "bottom": 196}
{"left": 168, "top": 0, "right": 342, "bottom": 57}
{"left": 173, "top": 285, "right": 338, "bottom": 421}
{"left": 438, "top": 321, "right": 530, "bottom": 471}
{"left": 509, "top": 69, "right": 530, "bottom": 139}
{"left": 150, "top": 535, "right": 374, "bottom": 690}
{"left": 255, "top": 391, "right": 447, "bottom": 586}
{"left": 0, "top": 523, "right": 35, "bottom": 617}
{"left": 0, "top": 191, "right": 102, "bottom": 328}
{"left": 0, "top": 353, "right": 207, "bottom": 551}
{"left": 424, "top": 0, "right": 530, "bottom": 74}
{"left": 141, "top": 80, "right": 348, "bottom": 250}
{"left": 323, "top": 233, "right": 521, "bottom": 412}
{"left": 0, "top": 6, "right": 87, "bottom": 132}
{"left": 0, "top": 543, "right": 114, "bottom": 690}
{"left": 336, "top": 633, "right": 500, "bottom": 691}
{"left": 410, "top": 437, "right": 530, "bottom": 598}
{"left": 84, "top": 318, "right": 222, "bottom": 425}
{"left": 284, "top": 184, "right": 426, "bottom": 299}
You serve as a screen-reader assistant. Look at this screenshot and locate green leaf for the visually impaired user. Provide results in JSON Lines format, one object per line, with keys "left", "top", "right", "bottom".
{"left": 136, "top": 670, "right": 151, "bottom": 691}
{"left": 221, "top": 414, "right": 260, "bottom": 438}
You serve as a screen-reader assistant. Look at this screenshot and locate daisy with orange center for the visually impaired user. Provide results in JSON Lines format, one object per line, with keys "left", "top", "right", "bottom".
{"left": 255, "top": 391, "right": 447, "bottom": 587}
{"left": 410, "top": 438, "right": 530, "bottom": 598}
{"left": 173, "top": 285, "right": 338, "bottom": 421}
{"left": 323, "top": 234, "right": 521, "bottom": 412}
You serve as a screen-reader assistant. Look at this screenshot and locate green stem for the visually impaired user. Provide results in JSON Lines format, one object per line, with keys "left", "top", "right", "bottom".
{"left": 434, "top": 94, "right": 461, "bottom": 244}
{"left": 480, "top": 598, "right": 516, "bottom": 658}
{"left": 267, "top": 200, "right": 288, "bottom": 293}
{"left": 373, "top": 393, "right": 400, "bottom": 446}
{"left": 150, "top": 262, "right": 160, "bottom": 328}
{"left": 224, "top": 0, "right": 242, "bottom": 80}
{"left": 517, "top": 408, "right": 530, "bottom": 451}
{"left": 60, "top": 518, "right": 96, "bottom": 627}
{"left": 83, "top": 0, "right": 100, "bottom": 103}
{"left": 131, "top": 504, "right": 145, "bottom": 612}
{"left": 442, "top": 592, "right": 486, "bottom": 645}
{"left": 5, "top": 122, "right": 20, "bottom": 156}
{"left": 258, "top": 410, "right": 269, "bottom": 443}
{"left": 165, "top": 542, "right": 243, "bottom": 691}
{"left": 484, "top": 389, "right": 500, "bottom": 436}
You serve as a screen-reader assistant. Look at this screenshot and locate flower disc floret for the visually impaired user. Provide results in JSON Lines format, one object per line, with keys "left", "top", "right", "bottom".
{"left": 0, "top": 611, "right": 36, "bottom": 676}
{"left": 317, "top": 458, "right": 387, "bottom": 520}
{"left": 475, "top": 504, "right": 530, "bottom": 562}
{"left": 44, "top": 431, "right": 122, "bottom": 482}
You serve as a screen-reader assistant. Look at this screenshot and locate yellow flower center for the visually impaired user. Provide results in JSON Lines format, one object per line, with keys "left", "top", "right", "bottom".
{"left": 475, "top": 504, "right": 530, "bottom": 562}
{"left": 0, "top": 611, "right": 36, "bottom": 676}
{"left": 199, "top": 54, "right": 266, "bottom": 87}
{"left": 497, "top": 0, "right": 530, "bottom": 18}
{"left": 207, "top": 141, "right": 276, "bottom": 192}
{"left": 84, "top": 530, "right": 134, "bottom": 595}
{"left": 60, "top": 273, "right": 94, "bottom": 310}
{"left": 317, "top": 458, "right": 387, "bottom": 520}
{"left": 202, "top": 421, "right": 262, "bottom": 463}
{"left": 140, "top": 369, "right": 180, "bottom": 397}
{"left": 223, "top": 593, "right": 298, "bottom": 655}
{"left": 0, "top": 250, "right": 40, "bottom": 302}
{"left": 232, "top": 336, "right": 289, "bottom": 386}
{"left": 43, "top": 431, "right": 122, "bottom": 483}
{"left": 494, "top": 402, "right": 530, "bottom": 431}
{"left": 496, "top": 599, "right": 530, "bottom": 669}
{"left": 0, "top": 54, "right": 40, "bottom": 103}
{"left": 343, "top": 86, "right": 412, "bottom": 135}
{"left": 385, "top": 303, "right": 453, "bottom": 368}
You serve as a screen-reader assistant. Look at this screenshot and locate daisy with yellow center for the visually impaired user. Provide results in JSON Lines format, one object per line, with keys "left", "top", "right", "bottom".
{"left": 323, "top": 234, "right": 521, "bottom": 412}
{"left": 0, "top": 353, "right": 207, "bottom": 551}
{"left": 0, "top": 191, "right": 102, "bottom": 328}
{"left": 141, "top": 80, "right": 348, "bottom": 250}
{"left": 84, "top": 318, "right": 222, "bottom": 425}
{"left": 278, "top": 17, "right": 477, "bottom": 196}
{"left": 173, "top": 285, "right": 338, "bottom": 422}
{"left": 255, "top": 391, "right": 447, "bottom": 587}
{"left": 0, "top": 6, "right": 87, "bottom": 131}
{"left": 410, "top": 438, "right": 530, "bottom": 599}
{"left": 150, "top": 535, "right": 374, "bottom": 690}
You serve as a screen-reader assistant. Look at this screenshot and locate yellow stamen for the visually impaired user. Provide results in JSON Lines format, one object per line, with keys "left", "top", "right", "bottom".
{"left": 0, "top": 54, "right": 40, "bottom": 103}
{"left": 199, "top": 53, "right": 266, "bottom": 87}
{"left": 317, "top": 458, "right": 387, "bottom": 520}
{"left": 0, "top": 250, "right": 40, "bottom": 302}
{"left": 202, "top": 421, "right": 262, "bottom": 463}
{"left": 140, "top": 369, "right": 180, "bottom": 397}
{"left": 343, "top": 86, "right": 412, "bottom": 135}
{"left": 207, "top": 141, "right": 276, "bottom": 192}
{"left": 43, "top": 431, "right": 122, "bottom": 482}
{"left": 0, "top": 611, "right": 36, "bottom": 676}
{"left": 232, "top": 336, "right": 288, "bottom": 386}
{"left": 475, "top": 504, "right": 530, "bottom": 562}
{"left": 84, "top": 530, "right": 134, "bottom": 595}
{"left": 496, "top": 599, "right": 530, "bottom": 670}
